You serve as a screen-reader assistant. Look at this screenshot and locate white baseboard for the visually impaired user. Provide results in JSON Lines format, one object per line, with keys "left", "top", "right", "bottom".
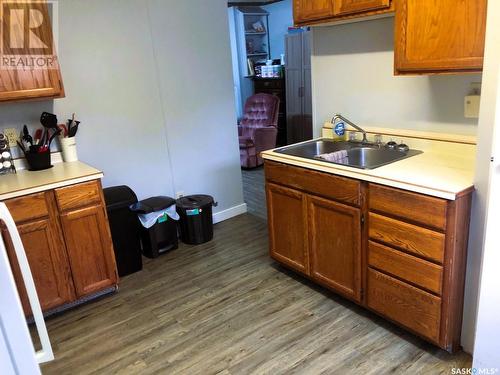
{"left": 213, "top": 203, "right": 247, "bottom": 224}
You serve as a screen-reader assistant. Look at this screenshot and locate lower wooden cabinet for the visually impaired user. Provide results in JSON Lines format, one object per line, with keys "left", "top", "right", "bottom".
{"left": 3, "top": 180, "right": 118, "bottom": 315}
{"left": 2, "top": 203, "right": 75, "bottom": 314}
{"left": 308, "top": 195, "right": 361, "bottom": 302}
{"left": 366, "top": 268, "right": 442, "bottom": 342}
{"left": 266, "top": 183, "right": 309, "bottom": 274}
{"left": 265, "top": 160, "right": 472, "bottom": 352}
{"left": 60, "top": 205, "right": 117, "bottom": 297}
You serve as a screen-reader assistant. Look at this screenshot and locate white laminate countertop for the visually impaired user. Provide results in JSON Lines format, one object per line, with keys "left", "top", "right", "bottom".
{"left": 0, "top": 162, "right": 104, "bottom": 201}
{"left": 262, "top": 137, "right": 476, "bottom": 200}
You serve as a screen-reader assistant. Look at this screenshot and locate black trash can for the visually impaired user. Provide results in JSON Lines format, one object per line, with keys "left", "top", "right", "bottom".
{"left": 103, "top": 186, "right": 142, "bottom": 277}
{"left": 176, "top": 195, "right": 215, "bottom": 245}
{"left": 130, "top": 196, "right": 178, "bottom": 258}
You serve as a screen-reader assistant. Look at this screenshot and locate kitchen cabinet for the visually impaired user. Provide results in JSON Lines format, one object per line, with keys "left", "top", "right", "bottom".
{"left": 293, "top": 0, "right": 334, "bottom": 24}
{"left": 333, "top": 0, "right": 390, "bottom": 16}
{"left": 266, "top": 183, "right": 309, "bottom": 274}
{"left": 266, "top": 161, "right": 363, "bottom": 302}
{"left": 2, "top": 192, "right": 74, "bottom": 315}
{"left": 3, "top": 180, "right": 118, "bottom": 316}
{"left": 264, "top": 160, "right": 472, "bottom": 352}
{"left": 293, "top": 0, "right": 393, "bottom": 25}
{"left": 60, "top": 205, "right": 117, "bottom": 297}
{"left": 395, "top": 0, "right": 487, "bottom": 74}
{"left": 308, "top": 195, "right": 362, "bottom": 302}
{"left": 0, "top": 0, "right": 64, "bottom": 102}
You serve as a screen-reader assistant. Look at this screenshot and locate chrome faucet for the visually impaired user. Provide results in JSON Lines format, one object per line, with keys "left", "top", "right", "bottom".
{"left": 331, "top": 114, "right": 368, "bottom": 143}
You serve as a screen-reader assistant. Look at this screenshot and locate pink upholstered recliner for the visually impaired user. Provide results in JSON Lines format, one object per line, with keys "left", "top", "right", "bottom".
{"left": 239, "top": 93, "right": 280, "bottom": 168}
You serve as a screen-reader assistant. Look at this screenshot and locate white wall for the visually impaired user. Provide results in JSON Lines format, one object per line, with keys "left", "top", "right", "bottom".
{"left": 147, "top": 0, "right": 244, "bottom": 213}
{"left": 311, "top": 17, "right": 481, "bottom": 137}
{"left": 471, "top": 0, "right": 500, "bottom": 367}
{"left": 0, "top": 0, "right": 245, "bottom": 215}
{"left": 264, "top": 0, "right": 293, "bottom": 60}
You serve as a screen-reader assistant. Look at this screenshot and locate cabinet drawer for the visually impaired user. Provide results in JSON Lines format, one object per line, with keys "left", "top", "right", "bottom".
{"left": 264, "top": 161, "right": 361, "bottom": 206}
{"left": 55, "top": 181, "right": 102, "bottom": 211}
{"left": 369, "top": 184, "right": 447, "bottom": 231}
{"left": 368, "top": 241, "right": 443, "bottom": 295}
{"left": 367, "top": 269, "right": 441, "bottom": 343}
{"left": 5, "top": 192, "right": 49, "bottom": 223}
{"left": 369, "top": 213, "right": 445, "bottom": 264}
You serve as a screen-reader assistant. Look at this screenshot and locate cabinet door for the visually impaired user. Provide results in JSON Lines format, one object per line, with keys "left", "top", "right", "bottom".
{"left": 266, "top": 183, "right": 309, "bottom": 274}
{"left": 3, "top": 217, "right": 75, "bottom": 314}
{"left": 60, "top": 205, "right": 117, "bottom": 298}
{"left": 308, "top": 195, "right": 362, "bottom": 302}
{"left": 0, "top": 0, "right": 64, "bottom": 101}
{"left": 395, "top": 0, "right": 486, "bottom": 73}
{"left": 334, "top": 0, "right": 390, "bottom": 16}
{"left": 293, "top": 0, "right": 334, "bottom": 24}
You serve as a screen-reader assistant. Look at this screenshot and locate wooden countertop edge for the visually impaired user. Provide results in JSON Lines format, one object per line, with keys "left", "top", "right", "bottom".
{"left": 261, "top": 152, "right": 473, "bottom": 201}
{"left": 0, "top": 172, "right": 104, "bottom": 201}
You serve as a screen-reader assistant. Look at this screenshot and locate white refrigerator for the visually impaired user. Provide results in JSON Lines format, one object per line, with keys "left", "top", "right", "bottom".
{"left": 0, "top": 202, "right": 54, "bottom": 374}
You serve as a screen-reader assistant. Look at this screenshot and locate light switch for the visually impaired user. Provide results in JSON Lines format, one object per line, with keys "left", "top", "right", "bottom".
{"left": 465, "top": 95, "right": 480, "bottom": 119}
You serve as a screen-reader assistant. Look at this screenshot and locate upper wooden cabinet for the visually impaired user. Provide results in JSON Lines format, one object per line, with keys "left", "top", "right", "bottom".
{"left": 334, "top": 0, "right": 391, "bottom": 16}
{"left": 293, "top": 0, "right": 334, "bottom": 23}
{"left": 0, "top": 0, "right": 64, "bottom": 102}
{"left": 293, "top": 0, "right": 394, "bottom": 25}
{"left": 395, "top": 0, "right": 487, "bottom": 74}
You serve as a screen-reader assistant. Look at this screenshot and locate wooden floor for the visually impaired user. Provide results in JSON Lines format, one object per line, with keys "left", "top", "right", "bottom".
{"left": 242, "top": 167, "right": 267, "bottom": 220}
{"left": 39, "top": 214, "right": 471, "bottom": 374}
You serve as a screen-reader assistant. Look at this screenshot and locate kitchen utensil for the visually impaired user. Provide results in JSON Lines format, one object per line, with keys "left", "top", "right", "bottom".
{"left": 34, "top": 128, "right": 43, "bottom": 145}
{"left": 47, "top": 128, "right": 62, "bottom": 149}
{"left": 68, "top": 120, "right": 80, "bottom": 137}
{"left": 40, "top": 112, "right": 58, "bottom": 129}
{"left": 58, "top": 124, "right": 68, "bottom": 138}
{"left": 22, "top": 125, "right": 33, "bottom": 146}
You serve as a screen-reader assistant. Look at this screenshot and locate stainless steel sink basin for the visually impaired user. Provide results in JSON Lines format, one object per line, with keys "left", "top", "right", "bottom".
{"left": 274, "top": 139, "right": 422, "bottom": 169}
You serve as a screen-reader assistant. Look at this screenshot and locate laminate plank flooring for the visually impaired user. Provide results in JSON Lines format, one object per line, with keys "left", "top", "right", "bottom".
{"left": 242, "top": 167, "right": 267, "bottom": 220}
{"left": 40, "top": 214, "right": 471, "bottom": 374}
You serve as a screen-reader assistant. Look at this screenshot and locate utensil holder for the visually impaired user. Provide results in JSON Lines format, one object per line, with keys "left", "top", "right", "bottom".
{"left": 60, "top": 136, "right": 78, "bottom": 162}
{"left": 25, "top": 151, "right": 52, "bottom": 171}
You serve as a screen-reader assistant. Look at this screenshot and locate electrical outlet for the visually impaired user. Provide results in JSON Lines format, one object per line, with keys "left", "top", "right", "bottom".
{"left": 176, "top": 191, "right": 184, "bottom": 199}
{"left": 3, "top": 128, "right": 19, "bottom": 147}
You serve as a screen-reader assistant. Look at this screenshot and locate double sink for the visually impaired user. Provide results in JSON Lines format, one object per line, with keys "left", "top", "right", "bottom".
{"left": 274, "top": 139, "right": 422, "bottom": 170}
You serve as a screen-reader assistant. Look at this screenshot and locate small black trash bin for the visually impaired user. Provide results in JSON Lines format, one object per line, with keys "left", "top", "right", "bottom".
{"left": 103, "top": 186, "right": 142, "bottom": 277}
{"left": 176, "top": 195, "right": 215, "bottom": 245}
{"left": 130, "top": 196, "right": 178, "bottom": 258}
